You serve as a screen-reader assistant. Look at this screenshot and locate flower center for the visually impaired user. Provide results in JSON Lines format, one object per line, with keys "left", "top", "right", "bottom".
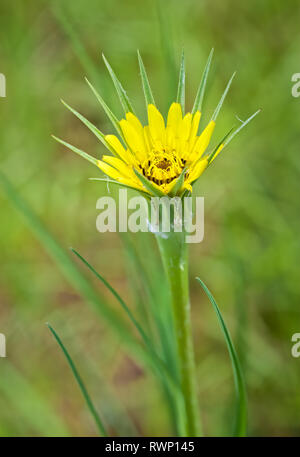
{"left": 140, "top": 148, "right": 186, "bottom": 186}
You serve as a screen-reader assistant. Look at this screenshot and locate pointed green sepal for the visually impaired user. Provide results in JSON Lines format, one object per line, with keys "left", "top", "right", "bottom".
{"left": 61, "top": 99, "right": 107, "bottom": 146}
{"left": 85, "top": 77, "right": 124, "bottom": 140}
{"left": 137, "top": 50, "right": 155, "bottom": 107}
{"left": 211, "top": 72, "right": 236, "bottom": 122}
{"left": 176, "top": 49, "right": 185, "bottom": 113}
{"left": 89, "top": 177, "right": 150, "bottom": 197}
{"left": 133, "top": 169, "right": 165, "bottom": 197}
{"left": 224, "top": 109, "right": 261, "bottom": 147}
{"left": 102, "top": 54, "right": 136, "bottom": 115}
{"left": 169, "top": 167, "right": 187, "bottom": 197}
{"left": 192, "top": 48, "right": 214, "bottom": 114}
{"left": 207, "top": 128, "right": 234, "bottom": 164}
{"left": 52, "top": 135, "right": 98, "bottom": 166}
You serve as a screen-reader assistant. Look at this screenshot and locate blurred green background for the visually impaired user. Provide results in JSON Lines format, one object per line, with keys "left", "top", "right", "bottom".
{"left": 0, "top": 0, "right": 299, "bottom": 437}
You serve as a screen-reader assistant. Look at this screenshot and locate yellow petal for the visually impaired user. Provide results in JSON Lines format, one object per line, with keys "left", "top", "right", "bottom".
{"left": 97, "top": 160, "right": 125, "bottom": 181}
{"left": 179, "top": 113, "right": 192, "bottom": 156}
{"left": 191, "top": 120, "right": 215, "bottom": 160}
{"left": 179, "top": 113, "right": 192, "bottom": 141}
{"left": 147, "top": 104, "right": 165, "bottom": 142}
{"left": 102, "top": 156, "right": 143, "bottom": 187}
{"left": 210, "top": 143, "right": 225, "bottom": 162}
{"left": 167, "top": 102, "right": 182, "bottom": 135}
{"left": 120, "top": 119, "right": 146, "bottom": 161}
{"left": 143, "top": 126, "right": 153, "bottom": 151}
{"left": 166, "top": 125, "right": 175, "bottom": 149}
{"left": 97, "top": 160, "right": 146, "bottom": 192}
{"left": 102, "top": 155, "right": 134, "bottom": 179}
{"left": 105, "top": 134, "right": 133, "bottom": 164}
{"left": 126, "top": 112, "right": 144, "bottom": 137}
{"left": 187, "top": 157, "right": 209, "bottom": 183}
{"left": 183, "top": 182, "right": 192, "bottom": 193}
{"left": 187, "top": 111, "right": 201, "bottom": 153}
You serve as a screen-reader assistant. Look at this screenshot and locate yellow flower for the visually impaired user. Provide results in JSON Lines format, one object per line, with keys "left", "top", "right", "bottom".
{"left": 98, "top": 103, "right": 218, "bottom": 195}
{"left": 54, "top": 51, "right": 259, "bottom": 197}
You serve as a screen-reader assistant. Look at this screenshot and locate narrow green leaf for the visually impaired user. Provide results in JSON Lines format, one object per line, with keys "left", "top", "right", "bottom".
{"left": 70, "top": 248, "right": 184, "bottom": 412}
{"left": 224, "top": 110, "right": 261, "bottom": 146}
{"left": 47, "top": 323, "right": 108, "bottom": 436}
{"left": 196, "top": 277, "right": 247, "bottom": 437}
{"left": 192, "top": 48, "right": 214, "bottom": 114}
{"left": 52, "top": 135, "right": 98, "bottom": 166}
{"left": 102, "top": 53, "right": 135, "bottom": 115}
{"left": 169, "top": 167, "right": 186, "bottom": 196}
{"left": 85, "top": 77, "right": 124, "bottom": 139}
{"left": 137, "top": 50, "right": 155, "bottom": 107}
{"left": 133, "top": 169, "right": 165, "bottom": 197}
{"left": 176, "top": 49, "right": 185, "bottom": 113}
{"left": 70, "top": 248, "right": 153, "bottom": 350}
{"left": 211, "top": 72, "right": 236, "bottom": 122}
{"left": 0, "top": 171, "right": 145, "bottom": 363}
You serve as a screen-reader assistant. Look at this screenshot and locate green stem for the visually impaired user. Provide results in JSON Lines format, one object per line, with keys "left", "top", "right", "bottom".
{"left": 155, "top": 229, "right": 201, "bottom": 437}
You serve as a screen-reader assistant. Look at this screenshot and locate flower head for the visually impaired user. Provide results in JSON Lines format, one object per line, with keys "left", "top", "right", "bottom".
{"left": 100, "top": 103, "right": 215, "bottom": 195}
{"left": 54, "top": 50, "right": 259, "bottom": 198}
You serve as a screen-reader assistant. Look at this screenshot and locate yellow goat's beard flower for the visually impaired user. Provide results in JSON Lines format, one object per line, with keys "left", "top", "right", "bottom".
{"left": 54, "top": 51, "right": 259, "bottom": 198}
{"left": 99, "top": 103, "right": 218, "bottom": 195}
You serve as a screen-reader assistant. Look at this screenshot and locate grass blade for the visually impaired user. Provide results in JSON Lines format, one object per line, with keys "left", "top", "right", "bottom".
{"left": 85, "top": 77, "right": 124, "bottom": 139}
{"left": 211, "top": 72, "right": 236, "bottom": 122}
{"left": 47, "top": 323, "right": 107, "bottom": 436}
{"left": 192, "top": 48, "right": 214, "bottom": 114}
{"left": 52, "top": 135, "right": 99, "bottom": 166}
{"left": 137, "top": 50, "right": 155, "bottom": 107}
{"left": 176, "top": 49, "right": 185, "bottom": 113}
{"left": 102, "top": 53, "right": 136, "bottom": 115}
{"left": 196, "top": 277, "right": 247, "bottom": 436}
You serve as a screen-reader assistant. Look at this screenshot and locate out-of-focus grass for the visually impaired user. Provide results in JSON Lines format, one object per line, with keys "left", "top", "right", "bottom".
{"left": 0, "top": 0, "right": 300, "bottom": 436}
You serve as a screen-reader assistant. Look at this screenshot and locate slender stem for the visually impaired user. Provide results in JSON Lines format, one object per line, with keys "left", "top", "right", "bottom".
{"left": 155, "top": 229, "right": 201, "bottom": 437}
